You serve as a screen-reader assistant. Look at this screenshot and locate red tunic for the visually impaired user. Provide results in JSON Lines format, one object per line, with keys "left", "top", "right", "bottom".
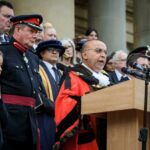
{"left": 55, "top": 71, "right": 99, "bottom": 150}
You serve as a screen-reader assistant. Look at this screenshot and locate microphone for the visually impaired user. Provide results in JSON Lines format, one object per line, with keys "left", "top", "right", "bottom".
{"left": 121, "top": 67, "right": 145, "bottom": 80}
{"left": 129, "top": 62, "right": 145, "bottom": 72}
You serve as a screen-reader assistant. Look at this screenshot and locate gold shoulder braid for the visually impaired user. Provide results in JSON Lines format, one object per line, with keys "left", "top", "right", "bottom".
{"left": 64, "top": 64, "right": 108, "bottom": 90}
{"left": 73, "top": 71, "right": 106, "bottom": 91}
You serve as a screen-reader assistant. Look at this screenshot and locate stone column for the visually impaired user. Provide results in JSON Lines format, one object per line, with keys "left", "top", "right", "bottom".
{"left": 134, "top": 0, "right": 150, "bottom": 47}
{"left": 7, "top": 0, "right": 74, "bottom": 39}
{"left": 88, "top": 0, "right": 126, "bottom": 53}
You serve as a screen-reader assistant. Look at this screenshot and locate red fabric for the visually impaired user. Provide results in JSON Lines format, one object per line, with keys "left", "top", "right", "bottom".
{"left": 55, "top": 71, "right": 99, "bottom": 150}
{"left": 55, "top": 71, "right": 90, "bottom": 125}
{"left": 90, "top": 116, "right": 97, "bottom": 135}
{"left": 63, "top": 132, "right": 98, "bottom": 150}
{"left": 2, "top": 94, "right": 35, "bottom": 107}
{"left": 78, "top": 139, "right": 98, "bottom": 150}
{"left": 13, "top": 42, "right": 28, "bottom": 53}
{"left": 13, "top": 18, "right": 40, "bottom": 26}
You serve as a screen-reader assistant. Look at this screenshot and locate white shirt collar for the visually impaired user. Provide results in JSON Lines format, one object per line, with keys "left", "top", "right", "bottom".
{"left": 43, "top": 61, "right": 57, "bottom": 69}
{"left": 115, "top": 69, "right": 128, "bottom": 81}
{"left": 82, "top": 63, "right": 110, "bottom": 86}
{"left": 43, "top": 61, "right": 58, "bottom": 80}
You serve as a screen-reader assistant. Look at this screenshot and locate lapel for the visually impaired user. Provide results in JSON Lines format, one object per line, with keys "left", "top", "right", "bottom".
{"left": 40, "top": 61, "right": 59, "bottom": 101}
{"left": 109, "top": 71, "right": 120, "bottom": 84}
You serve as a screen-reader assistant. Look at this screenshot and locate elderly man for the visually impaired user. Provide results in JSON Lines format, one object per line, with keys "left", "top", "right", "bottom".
{"left": 109, "top": 50, "right": 129, "bottom": 84}
{"left": 54, "top": 39, "right": 110, "bottom": 150}
{"left": 0, "top": 14, "right": 51, "bottom": 150}
{"left": 0, "top": 1, "right": 14, "bottom": 43}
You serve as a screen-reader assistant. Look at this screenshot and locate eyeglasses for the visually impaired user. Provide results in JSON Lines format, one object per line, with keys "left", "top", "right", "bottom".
{"left": 47, "top": 47, "right": 60, "bottom": 52}
{"left": 87, "top": 48, "right": 107, "bottom": 55}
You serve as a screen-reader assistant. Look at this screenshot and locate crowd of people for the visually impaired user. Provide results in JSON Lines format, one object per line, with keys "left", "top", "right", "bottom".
{"left": 0, "top": 1, "right": 149, "bottom": 150}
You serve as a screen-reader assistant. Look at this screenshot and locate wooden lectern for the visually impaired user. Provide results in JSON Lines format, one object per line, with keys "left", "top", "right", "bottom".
{"left": 81, "top": 78, "right": 150, "bottom": 150}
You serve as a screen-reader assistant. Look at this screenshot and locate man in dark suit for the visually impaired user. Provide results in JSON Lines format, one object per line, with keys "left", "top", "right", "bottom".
{"left": 36, "top": 40, "right": 65, "bottom": 150}
{"left": 109, "top": 50, "right": 129, "bottom": 84}
{"left": 0, "top": 14, "right": 47, "bottom": 150}
{"left": 0, "top": 1, "right": 14, "bottom": 43}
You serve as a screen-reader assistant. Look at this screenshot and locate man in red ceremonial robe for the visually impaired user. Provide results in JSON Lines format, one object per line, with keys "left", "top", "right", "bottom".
{"left": 54, "top": 39, "right": 110, "bottom": 150}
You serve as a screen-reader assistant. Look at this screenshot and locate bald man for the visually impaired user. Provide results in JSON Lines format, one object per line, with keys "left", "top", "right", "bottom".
{"left": 54, "top": 40, "right": 110, "bottom": 150}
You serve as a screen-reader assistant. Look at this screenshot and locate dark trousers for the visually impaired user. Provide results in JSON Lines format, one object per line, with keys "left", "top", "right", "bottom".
{"left": 97, "top": 118, "right": 107, "bottom": 150}
{"left": 37, "top": 112, "right": 56, "bottom": 150}
{"left": 1, "top": 138, "right": 36, "bottom": 150}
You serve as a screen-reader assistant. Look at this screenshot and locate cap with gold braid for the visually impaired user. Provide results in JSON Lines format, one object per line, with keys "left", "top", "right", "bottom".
{"left": 128, "top": 46, "right": 150, "bottom": 57}
{"left": 10, "top": 14, "right": 43, "bottom": 31}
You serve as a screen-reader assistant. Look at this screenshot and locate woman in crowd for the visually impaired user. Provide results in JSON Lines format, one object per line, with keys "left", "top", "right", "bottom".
{"left": 85, "top": 27, "right": 99, "bottom": 40}
{"left": 60, "top": 39, "right": 76, "bottom": 67}
{"left": 104, "top": 52, "right": 116, "bottom": 73}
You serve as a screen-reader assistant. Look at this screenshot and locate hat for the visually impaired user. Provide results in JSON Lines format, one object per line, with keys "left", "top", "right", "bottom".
{"left": 36, "top": 40, "right": 65, "bottom": 58}
{"left": 128, "top": 45, "right": 150, "bottom": 57}
{"left": 127, "top": 45, "right": 150, "bottom": 65}
{"left": 76, "top": 39, "right": 87, "bottom": 52}
{"left": 10, "top": 14, "right": 43, "bottom": 31}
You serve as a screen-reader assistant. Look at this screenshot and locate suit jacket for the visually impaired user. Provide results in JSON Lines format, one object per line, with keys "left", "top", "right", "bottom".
{"left": 109, "top": 71, "right": 120, "bottom": 84}
{"left": 39, "top": 61, "right": 61, "bottom": 101}
{"left": 109, "top": 70, "right": 129, "bottom": 84}
{"left": 38, "top": 61, "right": 62, "bottom": 150}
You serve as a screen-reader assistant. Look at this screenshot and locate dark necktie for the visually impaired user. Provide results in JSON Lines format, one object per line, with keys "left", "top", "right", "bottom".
{"left": 52, "top": 67, "right": 60, "bottom": 84}
{"left": 120, "top": 76, "right": 129, "bottom": 82}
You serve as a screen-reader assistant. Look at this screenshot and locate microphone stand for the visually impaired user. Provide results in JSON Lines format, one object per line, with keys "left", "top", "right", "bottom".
{"left": 138, "top": 68, "right": 149, "bottom": 150}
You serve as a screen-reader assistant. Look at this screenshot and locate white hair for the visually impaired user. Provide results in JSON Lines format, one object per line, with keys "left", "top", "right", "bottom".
{"left": 112, "top": 50, "right": 128, "bottom": 62}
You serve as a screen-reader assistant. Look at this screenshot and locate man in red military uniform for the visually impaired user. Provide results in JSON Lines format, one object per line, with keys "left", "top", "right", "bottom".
{"left": 0, "top": 14, "right": 53, "bottom": 150}
{"left": 54, "top": 39, "right": 110, "bottom": 150}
